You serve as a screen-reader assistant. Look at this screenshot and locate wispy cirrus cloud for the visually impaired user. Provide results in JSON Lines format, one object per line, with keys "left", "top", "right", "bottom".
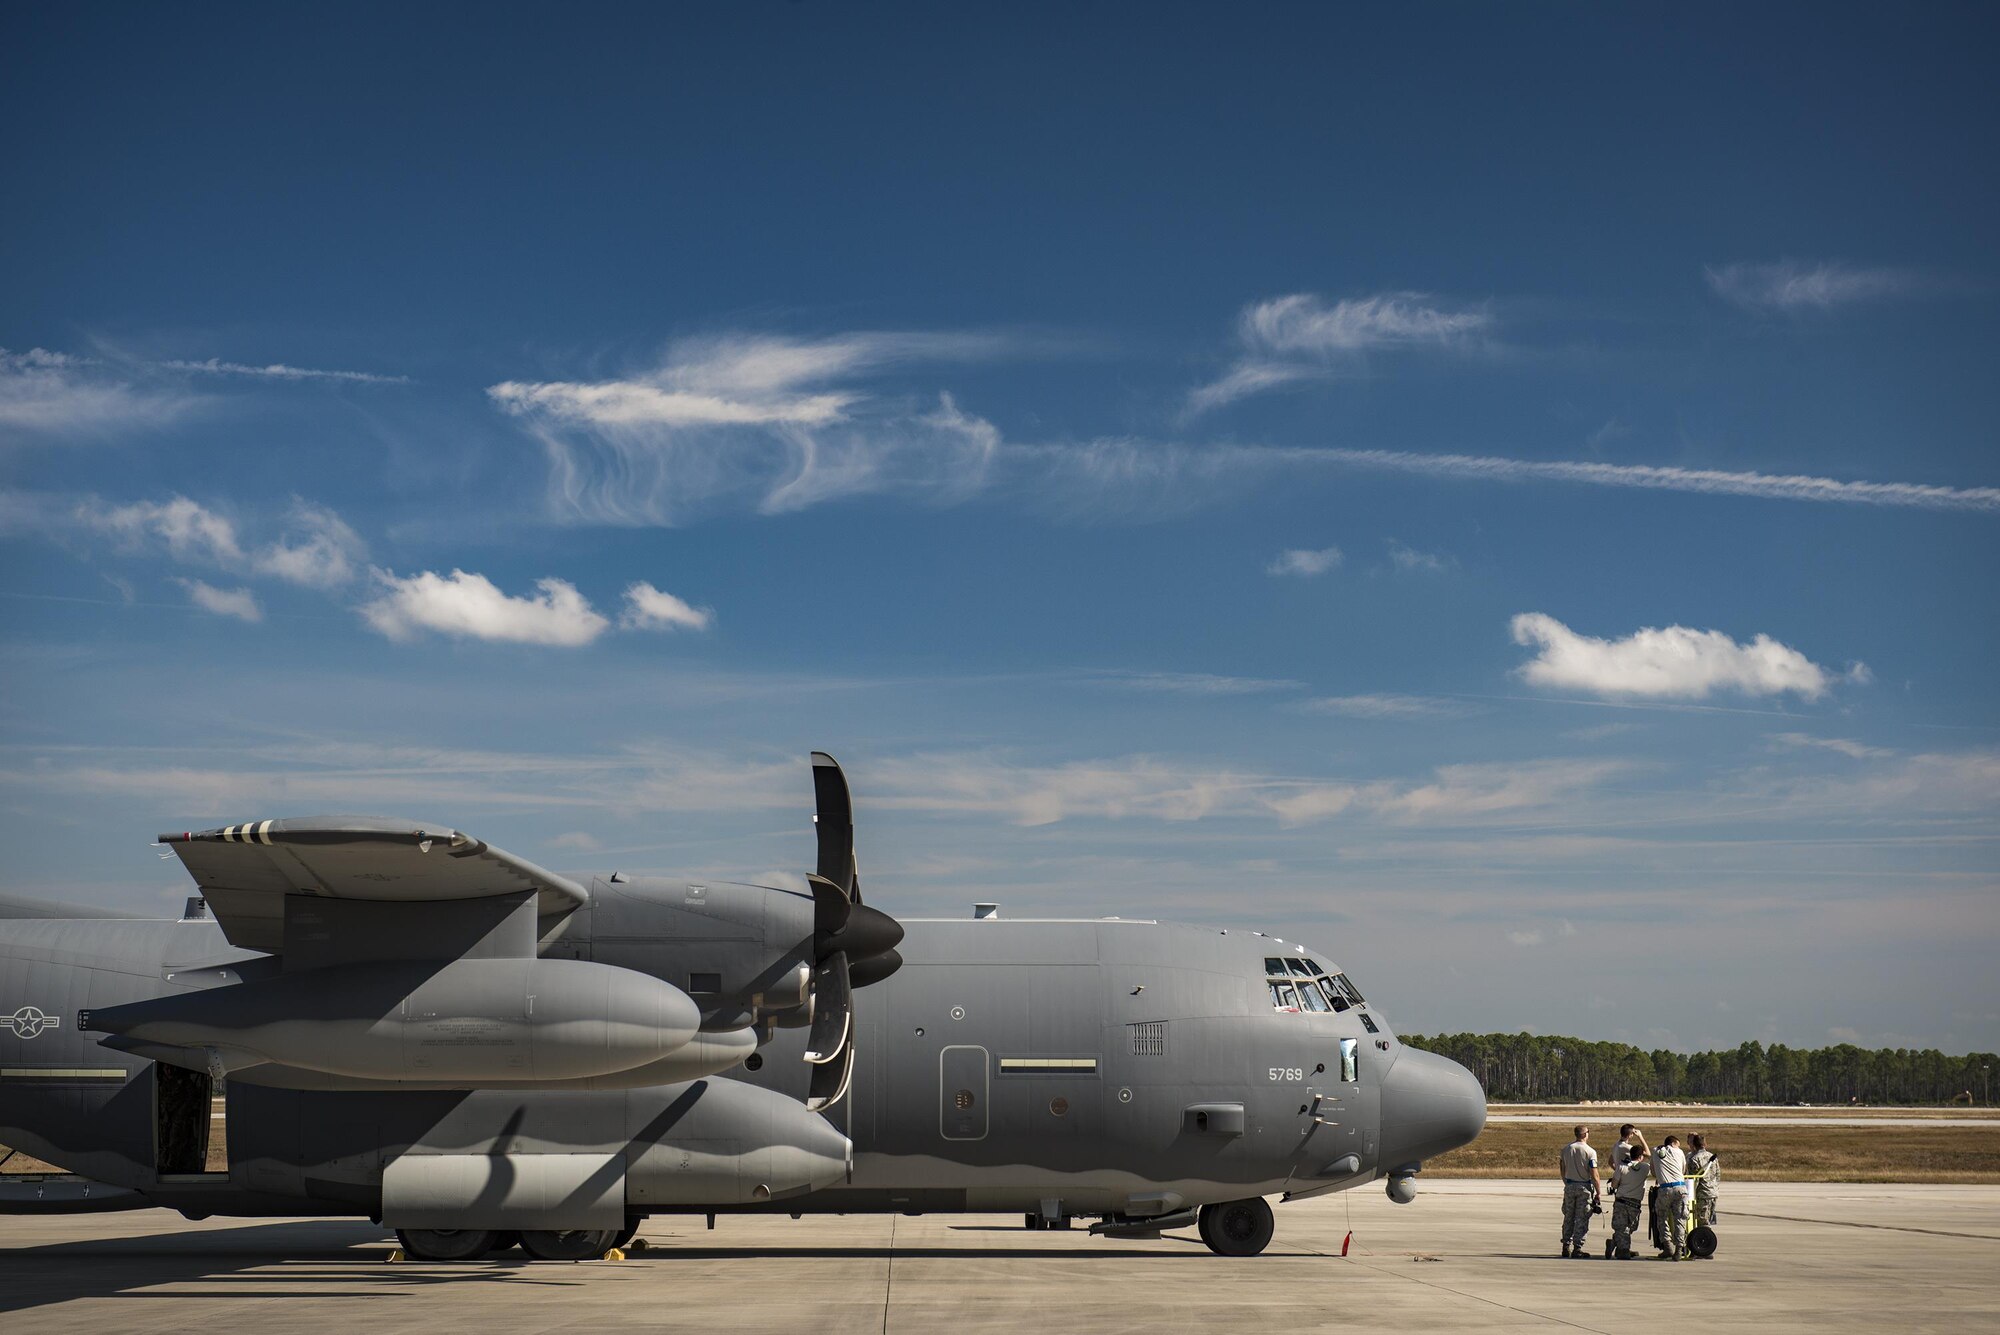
{"left": 1510, "top": 612, "right": 1860, "bottom": 701}
{"left": 1769, "top": 732, "right": 1894, "bottom": 760}
{"left": 1078, "top": 668, "right": 1300, "bottom": 695}
{"left": 159, "top": 357, "right": 411, "bottom": 385}
{"left": 1704, "top": 259, "right": 1935, "bottom": 313}
{"left": 490, "top": 331, "right": 1014, "bottom": 524}
{"left": 0, "top": 347, "right": 196, "bottom": 436}
{"left": 1001, "top": 441, "right": 2000, "bottom": 520}
{"left": 1188, "top": 291, "right": 1493, "bottom": 413}
{"left": 1303, "top": 693, "right": 1471, "bottom": 721}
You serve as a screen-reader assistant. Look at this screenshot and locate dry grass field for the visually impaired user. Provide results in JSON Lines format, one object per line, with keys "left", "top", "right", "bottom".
{"left": 1429, "top": 1121, "right": 2000, "bottom": 1183}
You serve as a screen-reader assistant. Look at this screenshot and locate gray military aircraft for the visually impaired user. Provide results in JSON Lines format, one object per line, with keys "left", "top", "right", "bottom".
{"left": 0, "top": 752, "right": 1484, "bottom": 1260}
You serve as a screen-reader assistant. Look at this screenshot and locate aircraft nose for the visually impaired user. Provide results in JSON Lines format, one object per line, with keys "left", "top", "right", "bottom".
{"left": 1377, "top": 1047, "right": 1486, "bottom": 1173}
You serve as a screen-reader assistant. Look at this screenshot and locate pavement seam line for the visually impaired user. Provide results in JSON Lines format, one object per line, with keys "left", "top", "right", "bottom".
{"left": 880, "top": 1215, "right": 896, "bottom": 1335}
{"left": 1723, "top": 1211, "right": 2000, "bottom": 1242}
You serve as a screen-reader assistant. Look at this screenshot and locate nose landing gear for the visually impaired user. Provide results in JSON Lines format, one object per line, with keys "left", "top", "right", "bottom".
{"left": 1197, "top": 1197, "right": 1274, "bottom": 1257}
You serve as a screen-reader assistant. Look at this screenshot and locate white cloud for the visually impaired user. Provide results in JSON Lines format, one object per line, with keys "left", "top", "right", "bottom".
{"left": 252, "top": 502, "right": 366, "bottom": 588}
{"left": 1386, "top": 539, "right": 1452, "bottom": 573}
{"left": 1, "top": 347, "right": 194, "bottom": 435}
{"left": 1304, "top": 693, "right": 1468, "bottom": 720}
{"left": 1704, "top": 260, "right": 1928, "bottom": 312}
{"left": 360, "top": 569, "right": 611, "bottom": 646}
{"left": 1242, "top": 292, "right": 1493, "bottom": 353}
{"left": 1511, "top": 612, "right": 1840, "bottom": 700}
{"left": 78, "top": 496, "right": 246, "bottom": 565}
{"left": 177, "top": 579, "right": 261, "bottom": 622}
{"left": 1267, "top": 546, "right": 1342, "bottom": 577}
{"left": 1506, "top": 929, "right": 1544, "bottom": 948}
{"left": 1189, "top": 292, "right": 1492, "bottom": 413}
{"left": 491, "top": 332, "right": 1010, "bottom": 524}
{"left": 67, "top": 493, "right": 366, "bottom": 588}
{"left": 620, "top": 581, "right": 713, "bottom": 632}
{"left": 547, "top": 831, "right": 601, "bottom": 852}
{"left": 160, "top": 358, "right": 411, "bottom": 385}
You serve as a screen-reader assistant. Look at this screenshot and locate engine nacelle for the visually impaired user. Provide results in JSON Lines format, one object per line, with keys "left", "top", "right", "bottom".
{"left": 82, "top": 957, "right": 704, "bottom": 1084}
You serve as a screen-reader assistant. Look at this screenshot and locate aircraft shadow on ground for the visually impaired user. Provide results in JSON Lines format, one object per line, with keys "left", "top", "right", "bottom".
{"left": 0, "top": 1220, "right": 1226, "bottom": 1311}
{"left": 0, "top": 1221, "right": 562, "bottom": 1312}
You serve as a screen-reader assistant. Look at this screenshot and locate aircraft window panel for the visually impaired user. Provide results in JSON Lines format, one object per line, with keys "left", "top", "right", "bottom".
{"left": 1359, "top": 1012, "right": 1380, "bottom": 1034}
{"left": 1318, "top": 978, "right": 1350, "bottom": 1011}
{"left": 1263, "top": 957, "right": 1288, "bottom": 977}
{"left": 1304, "top": 959, "right": 1327, "bottom": 975}
{"left": 1340, "top": 1037, "right": 1359, "bottom": 1083}
{"left": 1296, "top": 979, "right": 1331, "bottom": 1012}
{"left": 1269, "top": 980, "right": 1301, "bottom": 1011}
{"left": 1284, "top": 958, "right": 1314, "bottom": 977}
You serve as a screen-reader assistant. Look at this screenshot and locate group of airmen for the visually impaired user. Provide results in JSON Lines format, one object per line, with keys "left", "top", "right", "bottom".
{"left": 1558, "top": 1122, "right": 1721, "bottom": 1260}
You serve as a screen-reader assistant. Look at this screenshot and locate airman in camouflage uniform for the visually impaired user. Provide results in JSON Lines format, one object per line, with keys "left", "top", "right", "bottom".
{"left": 1688, "top": 1133, "right": 1720, "bottom": 1227}
{"left": 1558, "top": 1125, "right": 1602, "bottom": 1258}
{"left": 1609, "top": 1143, "right": 1650, "bottom": 1258}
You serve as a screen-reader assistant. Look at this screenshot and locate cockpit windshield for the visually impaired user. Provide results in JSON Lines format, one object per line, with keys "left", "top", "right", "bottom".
{"left": 1263, "top": 954, "right": 1365, "bottom": 1013}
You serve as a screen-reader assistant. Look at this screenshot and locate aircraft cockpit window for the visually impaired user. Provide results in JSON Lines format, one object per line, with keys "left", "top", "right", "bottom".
{"left": 1318, "top": 978, "right": 1351, "bottom": 1012}
{"left": 1263, "top": 957, "right": 1288, "bottom": 976}
{"left": 1304, "top": 959, "right": 1327, "bottom": 975}
{"left": 1269, "top": 980, "right": 1301, "bottom": 1011}
{"left": 1296, "top": 978, "right": 1332, "bottom": 1012}
{"left": 1336, "top": 974, "right": 1366, "bottom": 1005}
{"left": 1284, "top": 957, "right": 1315, "bottom": 977}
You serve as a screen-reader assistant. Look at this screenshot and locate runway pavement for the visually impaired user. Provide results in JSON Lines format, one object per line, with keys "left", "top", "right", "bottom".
{"left": 2, "top": 1180, "right": 1996, "bottom": 1333}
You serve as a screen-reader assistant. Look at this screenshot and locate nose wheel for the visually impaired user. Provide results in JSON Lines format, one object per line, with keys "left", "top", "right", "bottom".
{"left": 1197, "top": 1198, "right": 1274, "bottom": 1257}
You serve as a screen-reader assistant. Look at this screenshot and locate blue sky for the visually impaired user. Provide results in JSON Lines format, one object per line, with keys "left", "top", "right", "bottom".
{"left": 3, "top": 3, "right": 1996, "bottom": 1054}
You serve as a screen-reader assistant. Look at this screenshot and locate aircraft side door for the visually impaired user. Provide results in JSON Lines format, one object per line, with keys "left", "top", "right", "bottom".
{"left": 939, "top": 1044, "right": 988, "bottom": 1140}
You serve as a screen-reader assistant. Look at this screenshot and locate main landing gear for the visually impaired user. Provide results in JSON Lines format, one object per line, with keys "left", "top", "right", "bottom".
{"left": 396, "top": 1220, "right": 638, "bottom": 1262}
{"left": 1197, "top": 1198, "right": 1274, "bottom": 1257}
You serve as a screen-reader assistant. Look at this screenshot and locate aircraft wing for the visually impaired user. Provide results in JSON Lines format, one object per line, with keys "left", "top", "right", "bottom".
{"left": 159, "top": 816, "right": 588, "bottom": 953}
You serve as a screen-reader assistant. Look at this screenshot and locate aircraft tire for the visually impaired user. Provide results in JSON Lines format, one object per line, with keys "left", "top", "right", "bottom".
{"left": 519, "top": 1228, "right": 621, "bottom": 1261}
{"left": 1024, "top": 1213, "right": 1044, "bottom": 1230}
{"left": 611, "top": 1218, "right": 642, "bottom": 1252}
{"left": 488, "top": 1231, "right": 521, "bottom": 1256}
{"left": 396, "top": 1228, "right": 502, "bottom": 1262}
{"left": 1197, "top": 1198, "right": 1274, "bottom": 1257}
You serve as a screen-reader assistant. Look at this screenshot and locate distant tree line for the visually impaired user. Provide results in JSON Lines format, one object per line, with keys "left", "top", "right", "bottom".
{"left": 1401, "top": 1033, "right": 2000, "bottom": 1105}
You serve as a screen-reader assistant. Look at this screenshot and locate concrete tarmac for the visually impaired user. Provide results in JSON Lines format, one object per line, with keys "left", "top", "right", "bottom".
{"left": 2, "top": 1181, "right": 1996, "bottom": 1333}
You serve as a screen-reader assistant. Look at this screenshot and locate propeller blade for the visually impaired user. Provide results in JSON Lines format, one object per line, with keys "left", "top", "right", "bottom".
{"left": 805, "top": 1039, "right": 855, "bottom": 1112}
{"left": 808, "top": 873, "right": 851, "bottom": 938}
{"left": 810, "top": 752, "right": 854, "bottom": 897}
{"left": 803, "top": 950, "right": 851, "bottom": 1064}
{"left": 848, "top": 947, "right": 903, "bottom": 990}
